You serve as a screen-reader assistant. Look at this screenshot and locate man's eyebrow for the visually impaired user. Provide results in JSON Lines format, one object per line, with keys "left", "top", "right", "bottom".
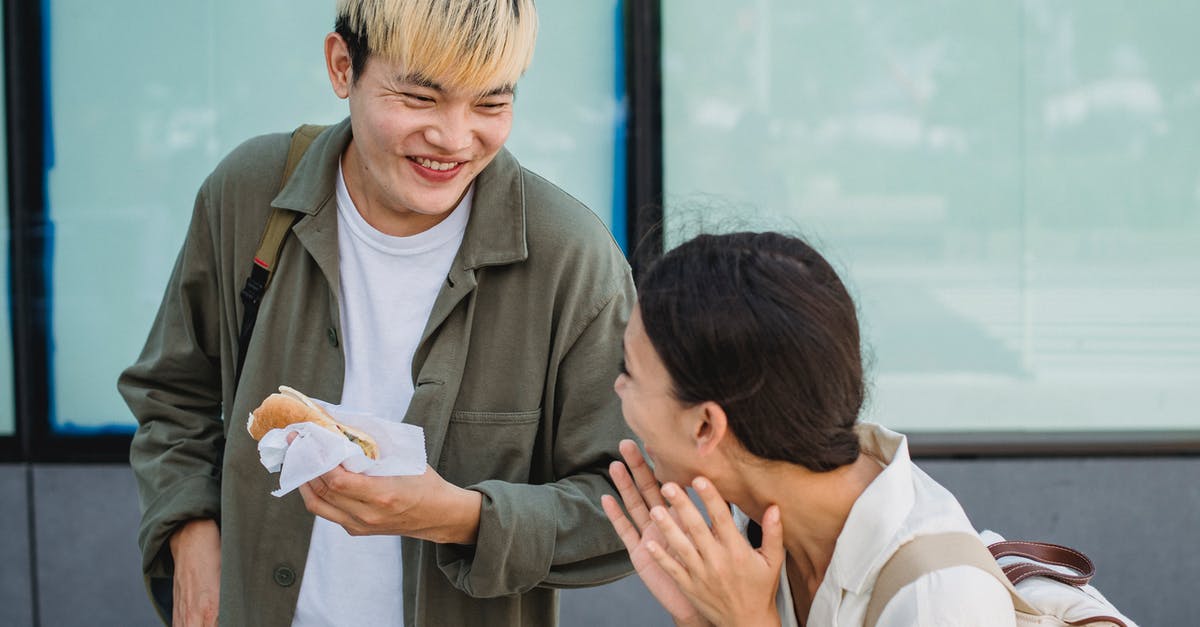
{"left": 398, "top": 73, "right": 443, "bottom": 91}
{"left": 480, "top": 84, "right": 515, "bottom": 98}
{"left": 396, "top": 74, "right": 514, "bottom": 99}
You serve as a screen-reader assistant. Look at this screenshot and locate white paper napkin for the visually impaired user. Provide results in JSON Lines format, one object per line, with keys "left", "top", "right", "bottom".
{"left": 254, "top": 400, "right": 427, "bottom": 497}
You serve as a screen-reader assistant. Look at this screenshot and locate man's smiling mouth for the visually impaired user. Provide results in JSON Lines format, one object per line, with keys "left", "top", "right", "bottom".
{"left": 410, "top": 156, "right": 462, "bottom": 171}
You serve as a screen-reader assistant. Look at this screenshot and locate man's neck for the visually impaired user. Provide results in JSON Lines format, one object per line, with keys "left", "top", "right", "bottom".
{"left": 340, "top": 142, "right": 460, "bottom": 237}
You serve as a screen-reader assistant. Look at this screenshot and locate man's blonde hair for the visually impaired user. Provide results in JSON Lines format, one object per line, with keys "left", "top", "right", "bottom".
{"left": 335, "top": 0, "right": 538, "bottom": 92}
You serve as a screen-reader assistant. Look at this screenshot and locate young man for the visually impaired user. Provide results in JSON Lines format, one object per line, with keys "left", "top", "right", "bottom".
{"left": 119, "top": 1, "right": 635, "bottom": 625}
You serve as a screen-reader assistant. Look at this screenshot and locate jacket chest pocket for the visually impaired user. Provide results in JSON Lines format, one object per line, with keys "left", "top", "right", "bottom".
{"left": 437, "top": 408, "right": 542, "bottom": 486}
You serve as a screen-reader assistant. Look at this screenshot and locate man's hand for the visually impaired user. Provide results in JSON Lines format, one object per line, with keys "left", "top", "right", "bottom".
{"left": 168, "top": 518, "right": 221, "bottom": 627}
{"left": 297, "top": 464, "right": 483, "bottom": 544}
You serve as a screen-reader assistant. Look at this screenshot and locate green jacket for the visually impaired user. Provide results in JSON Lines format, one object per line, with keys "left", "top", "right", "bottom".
{"left": 119, "top": 119, "right": 636, "bottom": 626}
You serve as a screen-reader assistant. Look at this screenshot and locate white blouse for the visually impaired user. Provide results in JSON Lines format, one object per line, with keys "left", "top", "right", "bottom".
{"left": 742, "top": 423, "right": 1016, "bottom": 627}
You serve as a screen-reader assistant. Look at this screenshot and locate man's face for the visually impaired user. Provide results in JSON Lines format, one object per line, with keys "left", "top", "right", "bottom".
{"left": 333, "top": 46, "right": 514, "bottom": 234}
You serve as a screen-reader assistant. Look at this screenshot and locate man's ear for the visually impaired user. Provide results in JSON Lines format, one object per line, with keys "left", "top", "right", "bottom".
{"left": 325, "top": 32, "right": 353, "bottom": 99}
{"left": 693, "top": 401, "right": 730, "bottom": 456}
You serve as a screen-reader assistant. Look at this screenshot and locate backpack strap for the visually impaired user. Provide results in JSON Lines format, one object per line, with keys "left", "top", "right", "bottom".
{"left": 863, "top": 532, "right": 1038, "bottom": 627}
{"left": 235, "top": 123, "right": 329, "bottom": 383}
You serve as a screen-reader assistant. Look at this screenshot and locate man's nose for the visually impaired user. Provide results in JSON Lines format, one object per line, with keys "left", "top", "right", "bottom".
{"left": 425, "top": 108, "right": 472, "bottom": 153}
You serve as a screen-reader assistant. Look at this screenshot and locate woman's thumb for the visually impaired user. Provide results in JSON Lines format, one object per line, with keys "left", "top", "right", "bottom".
{"left": 759, "top": 505, "right": 785, "bottom": 569}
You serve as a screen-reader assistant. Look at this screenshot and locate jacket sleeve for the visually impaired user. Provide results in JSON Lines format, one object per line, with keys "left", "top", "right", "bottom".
{"left": 434, "top": 271, "right": 637, "bottom": 596}
{"left": 118, "top": 183, "right": 226, "bottom": 581}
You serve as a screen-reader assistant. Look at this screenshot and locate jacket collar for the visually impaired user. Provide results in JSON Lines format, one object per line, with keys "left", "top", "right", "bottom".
{"left": 270, "top": 117, "right": 528, "bottom": 271}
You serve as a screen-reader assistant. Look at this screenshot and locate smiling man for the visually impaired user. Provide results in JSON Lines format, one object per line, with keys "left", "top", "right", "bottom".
{"left": 119, "top": 1, "right": 636, "bottom": 625}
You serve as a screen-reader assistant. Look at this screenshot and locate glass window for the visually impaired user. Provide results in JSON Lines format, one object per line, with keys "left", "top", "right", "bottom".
{"left": 0, "top": 19, "right": 11, "bottom": 436}
{"left": 508, "top": 1, "right": 624, "bottom": 241}
{"left": 662, "top": 1, "right": 1200, "bottom": 432}
{"left": 47, "top": 1, "right": 624, "bottom": 431}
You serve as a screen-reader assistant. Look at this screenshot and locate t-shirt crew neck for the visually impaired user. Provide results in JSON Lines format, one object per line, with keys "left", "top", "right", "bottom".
{"left": 335, "top": 164, "right": 473, "bottom": 256}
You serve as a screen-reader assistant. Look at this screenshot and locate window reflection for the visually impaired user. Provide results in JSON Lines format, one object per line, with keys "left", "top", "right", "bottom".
{"left": 44, "top": 1, "right": 623, "bottom": 431}
{"left": 663, "top": 0, "right": 1200, "bottom": 431}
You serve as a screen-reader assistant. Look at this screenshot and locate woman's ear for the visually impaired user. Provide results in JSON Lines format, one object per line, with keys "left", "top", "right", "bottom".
{"left": 325, "top": 32, "right": 353, "bottom": 99}
{"left": 693, "top": 401, "right": 730, "bottom": 456}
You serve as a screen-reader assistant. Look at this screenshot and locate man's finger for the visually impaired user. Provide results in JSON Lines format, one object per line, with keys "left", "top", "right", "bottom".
{"left": 299, "top": 481, "right": 358, "bottom": 533}
{"left": 310, "top": 465, "right": 374, "bottom": 512}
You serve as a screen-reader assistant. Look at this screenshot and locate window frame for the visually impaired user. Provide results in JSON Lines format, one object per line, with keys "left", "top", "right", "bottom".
{"left": 5, "top": 0, "right": 132, "bottom": 462}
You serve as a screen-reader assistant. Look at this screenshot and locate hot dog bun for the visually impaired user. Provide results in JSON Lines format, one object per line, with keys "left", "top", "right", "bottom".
{"left": 247, "top": 386, "right": 380, "bottom": 459}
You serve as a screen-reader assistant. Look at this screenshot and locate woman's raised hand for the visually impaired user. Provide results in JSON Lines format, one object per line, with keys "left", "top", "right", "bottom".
{"left": 647, "top": 477, "right": 785, "bottom": 627}
{"left": 602, "top": 440, "right": 711, "bottom": 627}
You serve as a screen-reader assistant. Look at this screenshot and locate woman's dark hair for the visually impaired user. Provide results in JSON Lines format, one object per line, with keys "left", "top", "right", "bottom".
{"left": 638, "top": 232, "right": 864, "bottom": 472}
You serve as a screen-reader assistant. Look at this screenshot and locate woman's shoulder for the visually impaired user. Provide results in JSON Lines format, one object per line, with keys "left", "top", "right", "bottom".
{"left": 877, "top": 565, "right": 1016, "bottom": 626}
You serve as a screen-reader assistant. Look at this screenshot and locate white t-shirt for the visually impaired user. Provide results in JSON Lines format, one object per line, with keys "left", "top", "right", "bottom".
{"left": 742, "top": 423, "right": 1016, "bottom": 627}
{"left": 291, "top": 163, "right": 471, "bottom": 627}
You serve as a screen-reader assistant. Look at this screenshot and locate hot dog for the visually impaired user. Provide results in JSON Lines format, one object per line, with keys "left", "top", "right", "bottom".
{"left": 247, "top": 385, "right": 380, "bottom": 459}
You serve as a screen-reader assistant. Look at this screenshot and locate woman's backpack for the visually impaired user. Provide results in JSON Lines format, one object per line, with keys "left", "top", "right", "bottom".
{"left": 865, "top": 530, "right": 1136, "bottom": 626}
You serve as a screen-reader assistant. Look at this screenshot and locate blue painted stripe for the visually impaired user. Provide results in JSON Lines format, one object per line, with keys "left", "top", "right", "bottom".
{"left": 52, "top": 421, "right": 136, "bottom": 436}
{"left": 42, "top": 0, "right": 61, "bottom": 433}
{"left": 611, "top": 0, "right": 628, "bottom": 253}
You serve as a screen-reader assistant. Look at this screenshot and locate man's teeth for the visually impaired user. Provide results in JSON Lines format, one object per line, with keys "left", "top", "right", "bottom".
{"left": 415, "top": 157, "right": 460, "bottom": 171}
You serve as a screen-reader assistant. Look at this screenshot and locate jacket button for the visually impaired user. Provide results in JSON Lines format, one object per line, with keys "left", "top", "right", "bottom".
{"left": 273, "top": 565, "right": 296, "bottom": 587}
{"left": 326, "top": 327, "right": 339, "bottom": 347}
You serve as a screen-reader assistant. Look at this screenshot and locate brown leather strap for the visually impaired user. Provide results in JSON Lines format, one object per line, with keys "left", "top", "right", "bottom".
{"left": 1065, "top": 617, "right": 1130, "bottom": 626}
{"left": 989, "top": 540, "right": 1095, "bottom": 586}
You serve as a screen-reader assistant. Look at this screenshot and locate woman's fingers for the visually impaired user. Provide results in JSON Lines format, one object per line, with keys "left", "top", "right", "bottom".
{"left": 690, "top": 476, "right": 742, "bottom": 546}
{"left": 610, "top": 460, "right": 654, "bottom": 531}
{"left": 758, "top": 505, "right": 786, "bottom": 570}
{"left": 660, "top": 483, "right": 720, "bottom": 559}
{"left": 650, "top": 505, "right": 706, "bottom": 574}
{"left": 601, "top": 494, "right": 644, "bottom": 553}
{"left": 620, "top": 439, "right": 667, "bottom": 511}
{"left": 645, "top": 539, "right": 692, "bottom": 589}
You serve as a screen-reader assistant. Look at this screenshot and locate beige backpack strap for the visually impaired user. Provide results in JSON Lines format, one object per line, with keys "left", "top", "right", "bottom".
{"left": 279, "top": 124, "right": 327, "bottom": 189}
{"left": 251, "top": 123, "right": 328, "bottom": 265}
{"left": 235, "top": 124, "right": 329, "bottom": 382}
{"left": 864, "top": 532, "right": 1038, "bottom": 627}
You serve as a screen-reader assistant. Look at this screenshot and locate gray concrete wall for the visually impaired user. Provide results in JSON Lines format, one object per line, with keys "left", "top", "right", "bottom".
{"left": 0, "top": 466, "right": 34, "bottom": 627}
{"left": 1, "top": 459, "right": 1195, "bottom": 626}
{"left": 921, "top": 457, "right": 1200, "bottom": 627}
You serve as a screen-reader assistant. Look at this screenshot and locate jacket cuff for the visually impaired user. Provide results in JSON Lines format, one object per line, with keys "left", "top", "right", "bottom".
{"left": 435, "top": 481, "right": 557, "bottom": 598}
{"left": 138, "top": 474, "right": 221, "bottom": 578}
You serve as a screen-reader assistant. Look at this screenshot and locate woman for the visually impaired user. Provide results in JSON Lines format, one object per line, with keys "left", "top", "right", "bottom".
{"left": 602, "top": 232, "right": 1015, "bottom": 626}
